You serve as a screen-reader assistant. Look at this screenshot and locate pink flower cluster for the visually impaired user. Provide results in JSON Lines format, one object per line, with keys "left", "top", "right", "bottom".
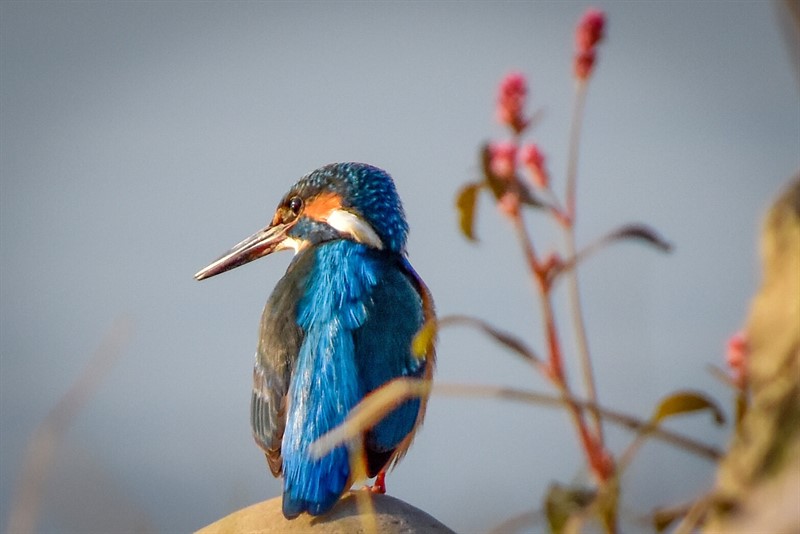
{"left": 490, "top": 72, "right": 550, "bottom": 191}
{"left": 489, "top": 140, "right": 549, "bottom": 189}
{"left": 726, "top": 331, "right": 749, "bottom": 389}
{"left": 489, "top": 141, "right": 517, "bottom": 179}
{"left": 496, "top": 71, "right": 529, "bottom": 135}
{"left": 574, "top": 8, "right": 605, "bottom": 80}
{"left": 520, "top": 143, "right": 549, "bottom": 188}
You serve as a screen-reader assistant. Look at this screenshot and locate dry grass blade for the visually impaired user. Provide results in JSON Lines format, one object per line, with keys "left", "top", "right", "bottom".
{"left": 310, "top": 378, "right": 432, "bottom": 459}
{"left": 6, "top": 316, "right": 133, "bottom": 534}
{"left": 312, "top": 380, "right": 721, "bottom": 463}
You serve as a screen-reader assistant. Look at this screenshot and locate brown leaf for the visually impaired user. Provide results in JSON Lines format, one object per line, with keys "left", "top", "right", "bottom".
{"left": 652, "top": 390, "right": 726, "bottom": 426}
{"left": 544, "top": 483, "right": 595, "bottom": 534}
{"left": 652, "top": 506, "right": 684, "bottom": 532}
{"left": 607, "top": 223, "right": 672, "bottom": 252}
{"left": 554, "top": 223, "right": 672, "bottom": 280}
{"left": 439, "top": 315, "right": 543, "bottom": 365}
{"left": 455, "top": 182, "right": 481, "bottom": 241}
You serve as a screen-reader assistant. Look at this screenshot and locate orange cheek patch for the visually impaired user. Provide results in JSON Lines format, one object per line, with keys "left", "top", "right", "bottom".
{"left": 304, "top": 192, "right": 343, "bottom": 221}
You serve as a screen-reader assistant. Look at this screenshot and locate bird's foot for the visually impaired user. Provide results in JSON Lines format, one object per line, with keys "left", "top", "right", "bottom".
{"left": 362, "top": 471, "right": 387, "bottom": 494}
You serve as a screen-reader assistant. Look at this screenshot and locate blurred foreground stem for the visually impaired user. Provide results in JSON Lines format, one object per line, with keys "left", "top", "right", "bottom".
{"left": 7, "top": 317, "right": 132, "bottom": 534}
{"left": 563, "top": 78, "right": 605, "bottom": 448}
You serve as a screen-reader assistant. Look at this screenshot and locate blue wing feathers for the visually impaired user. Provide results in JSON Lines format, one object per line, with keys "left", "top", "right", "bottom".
{"left": 355, "top": 257, "right": 425, "bottom": 454}
{"left": 281, "top": 241, "right": 371, "bottom": 516}
{"left": 276, "top": 240, "right": 427, "bottom": 516}
{"left": 282, "top": 323, "right": 358, "bottom": 517}
{"left": 251, "top": 251, "right": 309, "bottom": 476}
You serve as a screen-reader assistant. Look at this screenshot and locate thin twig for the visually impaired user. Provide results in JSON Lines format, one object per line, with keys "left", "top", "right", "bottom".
{"left": 554, "top": 224, "right": 671, "bottom": 281}
{"left": 510, "top": 198, "right": 542, "bottom": 278}
{"left": 487, "top": 508, "right": 541, "bottom": 534}
{"left": 6, "top": 316, "right": 133, "bottom": 534}
{"left": 311, "top": 379, "right": 721, "bottom": 468}
{"left": 438, "top": 315, "right": 544, "bottom": 365}
{"left": 564, "top": 81, "right": 588, "bottom": 222}
{"left": 562, "top": 78, "right": 604, "bottom": 446}
{"left": 509, "top": 205, "right": 610, "bottom": 482}
{"left": 433, "top": 383, "right": 722, "bottom": 461}
{"left": 349, "top": 438, "right": 378, "bottom": 534}
{"left": 565, "top": 229, "right": 603, "bottom": 440}
{"left": 673, "top": 493, "right": 714, "bottom": 534}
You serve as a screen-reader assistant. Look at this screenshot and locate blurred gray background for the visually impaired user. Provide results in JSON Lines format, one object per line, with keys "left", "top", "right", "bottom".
{"left": 1, "top": 2, "right": 798, "bottom": 532}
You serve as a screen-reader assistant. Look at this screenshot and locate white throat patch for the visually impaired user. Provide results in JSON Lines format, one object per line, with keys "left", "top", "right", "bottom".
{"left": 325, "top": 209, "right": 384, "bottom": 250}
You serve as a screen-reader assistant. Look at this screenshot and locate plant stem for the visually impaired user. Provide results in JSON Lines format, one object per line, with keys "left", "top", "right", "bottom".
{"left": 510, "top": 208, "right": 611, "bottom": 482}
{"left": 565, "top": 229, "right": 603, "bottom": 442}
{"left": 431, "top": 383, "right": 722, "bottom": 461}
{"left": 7, "top": 317, "right": 132, "bottom": 534}
{"left": 510, "top": 208, "right": 541, "bottom": 279}
{"left": 563, "top": 79, "right": 604, "bottom": 445}
{"left": 565, "top": 81, "right": 587, "bottom": 222}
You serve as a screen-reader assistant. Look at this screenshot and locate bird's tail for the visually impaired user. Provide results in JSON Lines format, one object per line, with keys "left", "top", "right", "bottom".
{"left": 281, "top": 446, "right": 350, "bottom": 518}
{"left": 280, "top": 323, "right": 361, "bottom": 518}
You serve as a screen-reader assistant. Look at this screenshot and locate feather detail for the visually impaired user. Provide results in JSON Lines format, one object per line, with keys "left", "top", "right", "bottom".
{"left": 350, "top": 254, "right": 435, "bottom": 477}
{"left": 382, "top": 257, "right": 437, "bottom": 470}
{"left": 250, "top": 251, "right": 311, "bottom": 477}
{"left": 280, "top": 240, "right": 374, "bottom": 517}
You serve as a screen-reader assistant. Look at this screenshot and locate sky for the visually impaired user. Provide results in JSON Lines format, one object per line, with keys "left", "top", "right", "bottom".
{"left": 1, "top": 2, "right": 798, "bottom": 532}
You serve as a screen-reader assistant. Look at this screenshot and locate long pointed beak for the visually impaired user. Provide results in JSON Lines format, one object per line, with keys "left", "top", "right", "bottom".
{"left": 194, "top": 222, "right": 292, "bottom": 281}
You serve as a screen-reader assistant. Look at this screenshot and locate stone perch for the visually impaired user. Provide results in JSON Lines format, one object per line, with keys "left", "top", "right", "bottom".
{"left": 196, "top": 492, "right": 455, "bottom": 534}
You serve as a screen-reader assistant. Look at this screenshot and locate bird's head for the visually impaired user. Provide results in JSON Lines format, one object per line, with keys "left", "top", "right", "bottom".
{"left": 194, "top": 163, "right": 409, "bottom": 280}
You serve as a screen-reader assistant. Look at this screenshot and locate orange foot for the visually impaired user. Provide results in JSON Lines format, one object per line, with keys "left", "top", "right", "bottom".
{"left": 362, "top": 471, "right": 387, "bottom": 494}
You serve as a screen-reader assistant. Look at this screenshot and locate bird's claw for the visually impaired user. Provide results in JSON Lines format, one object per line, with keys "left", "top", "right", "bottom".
{"left": 362, "top": 471, "right": 387, "bottom": 494}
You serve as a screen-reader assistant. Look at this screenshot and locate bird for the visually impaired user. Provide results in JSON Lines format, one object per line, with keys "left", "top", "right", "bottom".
{"left": 194, "top": 162, "right": 435, "bottom": 519}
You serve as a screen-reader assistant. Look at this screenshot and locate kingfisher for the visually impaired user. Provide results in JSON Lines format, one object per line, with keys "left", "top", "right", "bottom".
{"left": 194, "top": 163, "right": 435, "bottom": 519}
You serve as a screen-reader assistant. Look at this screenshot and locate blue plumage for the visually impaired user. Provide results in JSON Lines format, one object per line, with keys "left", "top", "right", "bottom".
{"left": 195, "top": 163, "right": 435, "bottom": 519}
{"left": 283, "top": 241, "right": 371, "bottom": 516}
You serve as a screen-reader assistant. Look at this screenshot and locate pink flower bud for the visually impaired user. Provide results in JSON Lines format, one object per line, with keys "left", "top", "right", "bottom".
{"left": 488, "top": 141, "right": 518, "bottom": 180}
{"left": 496, "top": 72, "right": 529, "bottom": 135}
{"left": 498, "top": 191, "right": 521, "bottom": 218}
{"left": 575, "top": 8, "right": 605, "bottom": 53}
{"left": 573, "top": 9, "right": 605, "bottom": 80}
{"left": 520, "top": 143, "right": 549, "bottom": 188}
{"left": 574, "top": 50, "right": 596, "bottom": 81}
{"left": 726, "top": 331, "right": 749, "bottom": 389}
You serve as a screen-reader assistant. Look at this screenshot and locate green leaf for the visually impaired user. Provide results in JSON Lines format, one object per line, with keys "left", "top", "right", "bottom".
{"left": 455, "top": 182, "right": 481, "bottom": 241}
{"left": 651, "top": 390, "right": 726, "bottom": 426}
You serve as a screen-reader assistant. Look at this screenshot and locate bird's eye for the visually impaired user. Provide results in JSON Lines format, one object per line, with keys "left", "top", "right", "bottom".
{"left": 287, "top": 196, "right": 303, "bottom": 217}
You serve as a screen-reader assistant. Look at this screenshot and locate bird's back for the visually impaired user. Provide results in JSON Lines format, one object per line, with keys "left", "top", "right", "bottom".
{"left": 252, "top": 239, "right": 430, "bottom": 518}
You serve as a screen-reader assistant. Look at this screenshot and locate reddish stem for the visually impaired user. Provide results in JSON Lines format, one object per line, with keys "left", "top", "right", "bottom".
{"left": 508, "top": 200, "right": 612, "bottom": 483}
